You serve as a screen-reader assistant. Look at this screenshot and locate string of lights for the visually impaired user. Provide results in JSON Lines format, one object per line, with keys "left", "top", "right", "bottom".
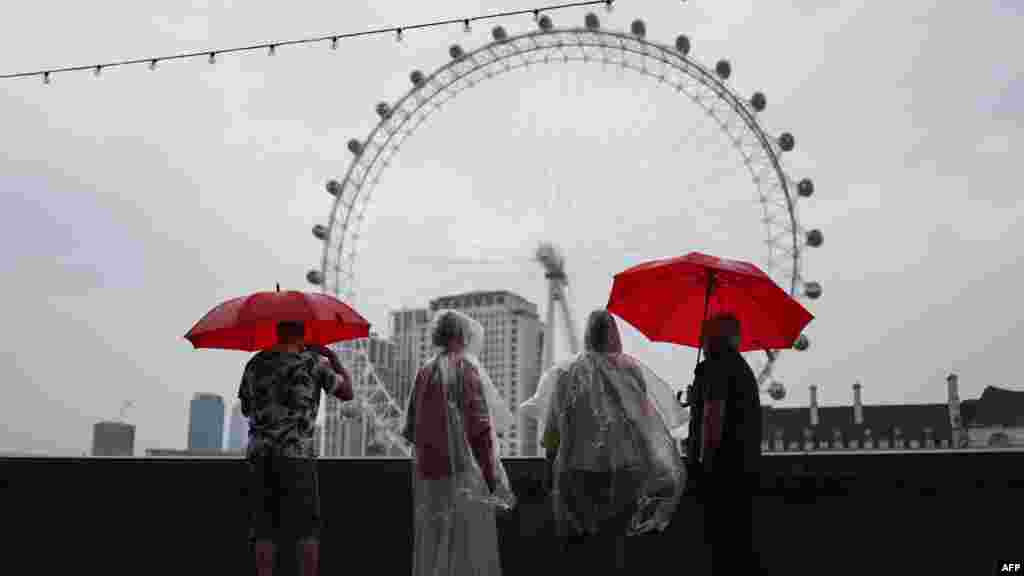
{"left": 2, "top": 0, "right": 613, "bottom": 84}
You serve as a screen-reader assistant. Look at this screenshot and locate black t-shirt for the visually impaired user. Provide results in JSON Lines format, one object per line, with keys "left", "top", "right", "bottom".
{"left": 695, "top": 350, "right": 762, "bottom": 475}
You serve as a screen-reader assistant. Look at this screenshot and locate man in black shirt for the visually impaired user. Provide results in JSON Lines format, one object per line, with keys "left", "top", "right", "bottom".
{"left": 692, "top": 313, "right": 761, "bottom": 573}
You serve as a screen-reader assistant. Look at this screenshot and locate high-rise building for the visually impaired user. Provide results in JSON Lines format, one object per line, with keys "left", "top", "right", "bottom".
{"left": 227, "top": 401, "right": 248, "bottom": 451}
{"left": 92, "top": 421, "right": 135, "bottom": 457}
{"left": 390, "top": 308, "right": 433, "bottom": 409}
{"left": 323, "top": 332, "right": 399, "bottom": 457}
{"left": 188, "top": 393, "right": 225, "bottom": 451}
{"left": 429, "top": 290, "right": 544, "bottom": 457}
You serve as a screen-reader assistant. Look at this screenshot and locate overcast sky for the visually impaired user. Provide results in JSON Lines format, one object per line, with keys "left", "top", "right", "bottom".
{"left": 1, "top": 0, "right": 1020, "bottom": 456}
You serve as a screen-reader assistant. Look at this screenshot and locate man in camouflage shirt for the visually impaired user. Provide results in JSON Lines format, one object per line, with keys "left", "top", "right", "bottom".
{"left": 239, "top": 321, "right": 354, "bottom": 576}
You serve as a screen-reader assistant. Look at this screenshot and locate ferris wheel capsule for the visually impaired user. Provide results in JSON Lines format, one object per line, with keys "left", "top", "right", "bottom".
{"left": 794, "top": 334, "right": 810, "bottom": 351}
{"left": 778, "top": 132, "right": 795, "bottom": 152}
{"left": 804, "top": 281, "right": 822, "bottom": 299}
{"left": 768, "top": 381, "right": 786, "bottom": 400}
{"left": 675, "top": 35, "right": 691, "bottom": 55}
{"left": 750, "top": 92, "right": 767, "bottom": 112}
{"left": 584, "top": 13, "right": 600, "bottom": 29}
{"left": 491, "top": 26, "right": 508, "bottom": 41}
{"left": 715, "top": 59, "right": 731, "bottom": 79}
{"left": 325, "top": 179, "right": 342, "bottom": 196}
{"left": 449, "top": 44, "right": 465, "bottom": 60}
{"left": 312, "top": 224, "right": 328, "bottom": 240}
{"left": 306, "top": 269, "right": 323, "bottom": 286}
{"left": 538, "top": 15, "right": 553, "bottom": 31}
{"left": 409, "top": 70, "right": 425, "bottom": 86}
{"left": 797, "top": 178, "right": 814, "bottom": 197}
{"left": 375, "top": 102, "right": 391, "bottom": 119}
{"left": 631, "top": 19, "right": 646, "bottom": 38}
{"left": 347, "top": 139, "right": 363, "bottom": 155}
{"left": 806, "top": 229, "right": 823, "bottom": 247}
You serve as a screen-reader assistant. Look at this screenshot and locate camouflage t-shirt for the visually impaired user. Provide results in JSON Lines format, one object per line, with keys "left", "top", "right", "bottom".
{"left": 238, "top": 350, "right": 340, "bottom": 458}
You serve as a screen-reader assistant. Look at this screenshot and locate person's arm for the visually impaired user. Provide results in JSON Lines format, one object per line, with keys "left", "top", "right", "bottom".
{"left": 311, "top": 346, "right": 354, "bottom": 401}
{"left": 462, "top": 363, "right": 496, "bottom": 492}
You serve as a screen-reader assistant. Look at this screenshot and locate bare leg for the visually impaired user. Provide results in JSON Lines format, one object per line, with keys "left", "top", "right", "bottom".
{"left": 297, "top": 537, "right": 319, "bottom": 576}
{"left": 254, "top": 540, "right": 275, "bottom": 576}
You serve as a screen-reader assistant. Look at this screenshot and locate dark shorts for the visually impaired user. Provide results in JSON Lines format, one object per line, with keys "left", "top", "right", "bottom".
{"left": 247, "top": 453, "right": 321, "bottom": 542}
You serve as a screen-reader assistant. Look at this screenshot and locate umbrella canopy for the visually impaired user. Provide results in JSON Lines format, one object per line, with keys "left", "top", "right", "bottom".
{"left": 606, "top": 252, "right": 813, "bottom": 352}
{"left": 184, "top": 286, "right": 371, "bottom": 351}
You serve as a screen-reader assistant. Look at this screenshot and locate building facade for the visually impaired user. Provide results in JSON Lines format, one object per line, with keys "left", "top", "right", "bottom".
{"left": 92, "top": 421, "right": 135, "bottom": 457}
{"left": 227, "top": 400, "right": 248, "bottom": 452}
{"left": 390, "top": 308, "right": 433, "bottom": 411}
{"left": 429, "top": 290, "right": 544, "bottom": 457}
{"left": 960, "top": 384, "right": 1024, "bottom": 448}
{"left": 759, "top": 376, "right": 1022, "bottom": 452}
{"left": 323, "top": 333, "right": 399, "bottom": 457}
{"left": 188, "top": 393, "right": 225, "bottom": 451}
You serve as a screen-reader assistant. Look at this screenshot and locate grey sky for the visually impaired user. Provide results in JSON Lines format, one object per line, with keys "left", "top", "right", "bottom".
{"left": 1, "top": 1, "right": 1020, "bottom": 456}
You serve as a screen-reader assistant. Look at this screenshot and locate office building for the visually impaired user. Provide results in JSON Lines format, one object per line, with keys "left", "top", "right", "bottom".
{"left": 390, "top": 308, "right": 433, "bottom": 409}
{"left": 188, "top": 393, "right": 225, "bottom": 451}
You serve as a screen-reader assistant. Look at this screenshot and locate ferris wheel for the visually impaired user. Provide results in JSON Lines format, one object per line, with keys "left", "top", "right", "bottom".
{"left": 307, "top": 10, "right": 824, "bottom": 412}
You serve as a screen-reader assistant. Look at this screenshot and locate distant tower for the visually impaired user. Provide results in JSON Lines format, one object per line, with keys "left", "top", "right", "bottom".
{"left": 188, "top": 393, "right": 225, "bottom": 451}
{"left": 534, "top": 242, "right": 580, "bottom": 372}
{"left": 947, "top": 373, "right": 964, "bottom": 448}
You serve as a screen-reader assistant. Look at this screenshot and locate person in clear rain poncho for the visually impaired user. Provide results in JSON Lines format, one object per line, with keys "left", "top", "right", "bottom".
{"left": 539, "top": 309, "right": 686, "bottom": 570}
{"left": 401, "top": 309, "right": 515, "bottom": 576}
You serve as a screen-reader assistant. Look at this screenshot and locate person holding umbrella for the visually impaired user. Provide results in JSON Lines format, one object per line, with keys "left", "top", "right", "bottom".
{"left": 691, "top": 312, "right": 761, "bottom": 573}
{"left": 606, "top": 251, "right": 814, "bottom": 574}
{"left": 239, "top": 323, "right": 354, "bottom": 576}
{"left": 185, "top": 286, "right": 369, "bottom": 576}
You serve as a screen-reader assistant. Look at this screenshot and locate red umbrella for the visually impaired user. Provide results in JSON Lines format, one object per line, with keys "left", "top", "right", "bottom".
{"left": 184, "top": 284, "right": 371, "bottom": 351}
{"left": 606, "top": 252, "right": 813, "bottom": 354}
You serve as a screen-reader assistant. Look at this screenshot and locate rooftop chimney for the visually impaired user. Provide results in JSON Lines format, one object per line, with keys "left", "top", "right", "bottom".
{"left": 947, "top": 373, "right": 960, "bottom": 404}
{"left": 947, "top": 373, "right": 963, "bottom": 447}
{"left": 809, "top": 385, "right": 819, "bottom": 427}
{"left": 853, "top": 382, "right": 863, "bottom": 425}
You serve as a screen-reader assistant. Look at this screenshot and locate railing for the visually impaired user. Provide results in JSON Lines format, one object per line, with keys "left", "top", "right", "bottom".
{"left": 2, "top": 450, "right": 1022, "bottom": 575}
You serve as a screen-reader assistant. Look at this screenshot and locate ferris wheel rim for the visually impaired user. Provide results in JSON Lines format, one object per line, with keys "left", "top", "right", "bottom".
{"left": 316, "top": 18, "right": 819, "bottom": 389}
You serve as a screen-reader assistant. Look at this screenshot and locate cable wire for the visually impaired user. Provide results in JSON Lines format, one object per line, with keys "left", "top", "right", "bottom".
{"left": 1, "top": 0, "right": 613, "bottom": 82}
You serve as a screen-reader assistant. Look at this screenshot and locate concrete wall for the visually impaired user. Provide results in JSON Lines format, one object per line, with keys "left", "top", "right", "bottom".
{"left": 2, "top": 451, "right": 1021, "bottom": 575}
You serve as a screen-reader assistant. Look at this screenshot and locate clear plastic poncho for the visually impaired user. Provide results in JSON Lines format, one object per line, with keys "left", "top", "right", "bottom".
{"left": 522, "top": 355, "right": 690, "bottom": 442}
{"left": 543, "top": 310, "right": 686, "bottom": 537}
{"left": 401, "top": 309, "right": 515, "bottom": 576}
{"left": 441, "top": 309, "right": 515, "bottom": 502}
